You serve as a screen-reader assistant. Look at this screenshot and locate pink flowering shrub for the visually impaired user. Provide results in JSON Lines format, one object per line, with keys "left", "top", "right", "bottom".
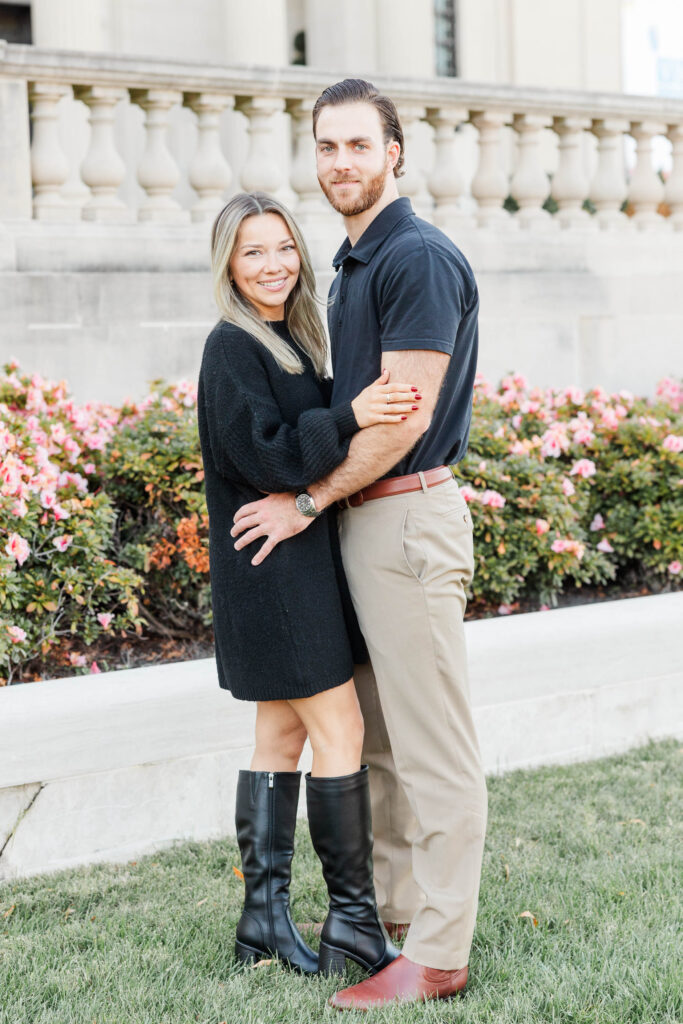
{"left": 0, "top": 364, "right": 142, "bottom": 683}
{"left": 2, "top": 360, "right": 680, "bottom": 681}
{"left": 455, "top": 373, "right": 683, "bottom": 607}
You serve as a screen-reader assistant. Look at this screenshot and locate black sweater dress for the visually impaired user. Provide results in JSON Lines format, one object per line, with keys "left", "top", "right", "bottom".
{"left": 197, "top": 319, "right": 367, "bottom": 701}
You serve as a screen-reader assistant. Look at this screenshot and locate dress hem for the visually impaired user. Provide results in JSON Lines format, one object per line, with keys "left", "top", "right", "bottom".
{"left": 217, "top": 666, "right": 355, "bottom": 702}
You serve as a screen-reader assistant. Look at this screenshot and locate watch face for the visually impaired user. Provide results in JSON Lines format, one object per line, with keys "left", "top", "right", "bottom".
{"left": 296, "top": 492, "right": 317, "bottom": 517}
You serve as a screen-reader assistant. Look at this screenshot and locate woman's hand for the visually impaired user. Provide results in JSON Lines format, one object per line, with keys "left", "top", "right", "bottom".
{"left": 351, "top": 368, "right": 421, "bottom": 429}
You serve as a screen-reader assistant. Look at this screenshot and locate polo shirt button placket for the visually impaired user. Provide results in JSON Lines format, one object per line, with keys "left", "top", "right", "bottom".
{"left": 338, "top": 264, "right": 349, "bottom": 325}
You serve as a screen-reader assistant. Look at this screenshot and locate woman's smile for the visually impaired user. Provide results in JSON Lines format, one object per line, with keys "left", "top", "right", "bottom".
{"left": 258, "top": 277, "right": 289, "bottom": 291}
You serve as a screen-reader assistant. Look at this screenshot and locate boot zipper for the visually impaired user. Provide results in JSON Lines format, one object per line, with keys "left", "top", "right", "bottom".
{"left": 267, "top": 773, "right": 275, "bottom": 948}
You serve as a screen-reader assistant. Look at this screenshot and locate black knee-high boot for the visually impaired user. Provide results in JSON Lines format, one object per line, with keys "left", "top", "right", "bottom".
{"left": 234, "top": 770, "right": 318, "bottom": 974}
{"left": 306, "top": 765, "right": 400, "bottom": 976}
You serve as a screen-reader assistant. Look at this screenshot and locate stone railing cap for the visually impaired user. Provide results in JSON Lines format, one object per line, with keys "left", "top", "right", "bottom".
{"left": 2, "top": 42, "right": 683, "bottom": 123}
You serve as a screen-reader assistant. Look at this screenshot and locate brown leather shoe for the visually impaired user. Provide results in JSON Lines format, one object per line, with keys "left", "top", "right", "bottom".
{"left": 328, "top": 954, "right": 468, "bottom": 1010}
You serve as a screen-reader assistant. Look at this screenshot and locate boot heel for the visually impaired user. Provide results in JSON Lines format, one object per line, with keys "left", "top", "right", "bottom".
{"left": 318, "top": 942, "right": 347, "bottom": 976}
{"left": 235, "top": 939, "right": 266, "bottom": 964}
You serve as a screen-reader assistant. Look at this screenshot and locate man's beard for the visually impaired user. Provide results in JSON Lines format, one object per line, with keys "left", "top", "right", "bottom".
{"left": 319, "top": 165, "right": 388, "bottom": 216}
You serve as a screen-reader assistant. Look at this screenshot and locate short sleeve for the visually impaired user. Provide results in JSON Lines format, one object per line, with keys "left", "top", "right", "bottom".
{"left": 378, "top": 248, "right": 465, "bottom": 356}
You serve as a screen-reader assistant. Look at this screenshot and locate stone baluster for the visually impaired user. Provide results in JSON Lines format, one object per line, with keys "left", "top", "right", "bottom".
{"left": 130, "top": 88, "right": 188, "bottom": 223}
{"left": 236, "top": 96, "right": 286, "bottom": 194}
{"left": 286, "top": 97, "right": 332, "bottom": 266}
{"left": 470, "top": 110, "right": 513, "bottom": 228}
{"left": 628, "top": 120, "right": 666, "bottom": 230}
{"left": 551, "top": 116, "right": 593, "bottom": 229}
{"left": 287, "top": 98, "right": 325, "bottom": 220}
{"left": 73, "top": 85, "right": 128, "bottom": 222}
{"left": 184, "top": 92, "right": 234, "bottom": 222}
{"left": 509, "top": 113, "right": 554, "bottom": 229}
{"left": 396, "top": 102, "right": 429, "bottom": 217}
{"left": 665, "top": 123, "right": 683, "bottom": 231}
{"left": 588, "top": 119, "right": 630, "bottom": 230}
{"left": 425, "top": 106, "right": 472, "bottom": 232}
{"left": 28, "top": 82, "right": 74, "bottom": 221}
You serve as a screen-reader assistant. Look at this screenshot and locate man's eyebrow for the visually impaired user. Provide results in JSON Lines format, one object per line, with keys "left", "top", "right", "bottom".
{"left": 316, "top": 136, "right": 374, "bottom": 146}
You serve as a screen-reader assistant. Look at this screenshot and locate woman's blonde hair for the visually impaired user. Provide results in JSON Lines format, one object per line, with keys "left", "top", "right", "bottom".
{"left": 211, "top": 192, "right": 328, "bottom": 376}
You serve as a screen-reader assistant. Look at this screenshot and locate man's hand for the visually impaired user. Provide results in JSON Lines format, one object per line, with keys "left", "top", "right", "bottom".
{"left": 231, "top": 493, "right": 312, "bottom": 566}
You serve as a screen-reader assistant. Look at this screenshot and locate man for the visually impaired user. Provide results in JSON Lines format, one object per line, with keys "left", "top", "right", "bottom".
{"left": 231, "top": 78, "right": 487, "bottom": 1009}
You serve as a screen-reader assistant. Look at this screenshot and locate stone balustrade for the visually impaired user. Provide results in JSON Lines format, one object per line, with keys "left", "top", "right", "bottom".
{"left": 2, "top": 41, "right": 683, "bottom": 235}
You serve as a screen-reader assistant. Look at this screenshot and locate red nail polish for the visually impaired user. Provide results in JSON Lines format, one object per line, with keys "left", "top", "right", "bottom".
{"left": 411, "top": 386, "right": 418, "bottom": 392}
{"left": 401, "top": 415, "right": 407, "bottom": 420}
{"left": 415, "top": 394, "right": 422, "bottom": 400}
{"left": 412, "top": 405, "right": 418, "bottom": 410}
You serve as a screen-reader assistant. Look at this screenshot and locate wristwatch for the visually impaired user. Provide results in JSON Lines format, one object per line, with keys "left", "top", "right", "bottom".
{"left": 295, "top": 489, "right": 321, "bottom": 518}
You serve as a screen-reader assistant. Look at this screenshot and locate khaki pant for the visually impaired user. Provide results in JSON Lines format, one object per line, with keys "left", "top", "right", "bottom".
{"left": 340, "top": 476, "right": 488, "bottom": 970}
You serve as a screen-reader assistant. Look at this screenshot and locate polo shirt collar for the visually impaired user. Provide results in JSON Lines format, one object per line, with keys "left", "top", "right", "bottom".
{"left": 332, "top": 197, "right": 414, "bottom": 268}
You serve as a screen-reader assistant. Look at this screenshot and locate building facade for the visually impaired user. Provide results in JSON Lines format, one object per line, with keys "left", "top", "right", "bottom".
{"left": 0, "top": 0, "right": 681, "bottom": 401}
{"left": 2, "top": 0, "right": 625, "bottom": 90}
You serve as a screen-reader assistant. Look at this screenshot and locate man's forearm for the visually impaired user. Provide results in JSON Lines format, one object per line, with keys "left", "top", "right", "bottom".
{"left": 309, "top": 422, "right": 420, "bottom": 509}
{"left": 309, "top": 349, "right": 448, "bottom": 510}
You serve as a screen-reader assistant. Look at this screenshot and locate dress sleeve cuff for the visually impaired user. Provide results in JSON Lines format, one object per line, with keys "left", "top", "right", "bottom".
{"left": 330, "top": 401, "right": 360, "bottom": 440}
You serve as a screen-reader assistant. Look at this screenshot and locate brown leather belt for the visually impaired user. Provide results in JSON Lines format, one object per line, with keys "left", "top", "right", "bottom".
{"left": 339, "top": 465, "right": 453, "bottom": 509}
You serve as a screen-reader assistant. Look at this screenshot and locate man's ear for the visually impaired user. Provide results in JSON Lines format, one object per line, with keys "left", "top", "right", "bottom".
{"left": 387, "top": 139, "right": 401, "bottom": 171}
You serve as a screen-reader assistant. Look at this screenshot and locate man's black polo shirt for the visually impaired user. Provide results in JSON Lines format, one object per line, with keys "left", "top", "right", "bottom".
{"left": 328, "top": 196, "right": 479, "bottom": 477}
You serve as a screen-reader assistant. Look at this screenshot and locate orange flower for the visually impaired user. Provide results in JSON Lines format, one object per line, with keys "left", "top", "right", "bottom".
{"left": 148, "top": 537, "right": 176, "bottom": 570}
{"left": 176, "top": 514, "right": 210, "bottom": 574}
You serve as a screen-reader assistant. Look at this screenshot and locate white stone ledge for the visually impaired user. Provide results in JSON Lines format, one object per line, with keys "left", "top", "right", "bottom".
{"left": 1, "top": 594, "right": 681, "bottom": 879}
{"left": 7, "top": 219, "right": 683, "bottom": 277}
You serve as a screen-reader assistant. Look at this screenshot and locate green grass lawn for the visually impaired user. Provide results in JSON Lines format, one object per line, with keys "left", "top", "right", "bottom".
{"left": 1, "top": 740, "right": 681, "bottom": 1024}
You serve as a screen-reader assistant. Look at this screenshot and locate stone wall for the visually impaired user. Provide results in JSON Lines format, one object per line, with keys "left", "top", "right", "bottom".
{"left": 2, "top": 219, "right": 682, "bottom": 402}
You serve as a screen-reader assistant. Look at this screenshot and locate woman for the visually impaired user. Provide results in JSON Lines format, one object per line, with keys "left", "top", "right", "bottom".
{"left": 197, "top": 193, "right": 420, "bottom": 977}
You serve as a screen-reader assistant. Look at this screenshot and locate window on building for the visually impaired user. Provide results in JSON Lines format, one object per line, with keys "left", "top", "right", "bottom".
{"left": 291, "top": 29, "right": 306, "bottom": 66}
{"left": 435, "top": 0, "right": 457, "bottom": 77}
{"left": 0, "top": 1, "right": 31, "bottom": 44}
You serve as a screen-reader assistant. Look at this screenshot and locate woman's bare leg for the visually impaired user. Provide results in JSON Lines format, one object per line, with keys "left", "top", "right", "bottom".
{"left": 250, "top": 700, "right": 308, "bottom": 771}
{"left": 289, "top": 679, "right": 363, "bottom": 777}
